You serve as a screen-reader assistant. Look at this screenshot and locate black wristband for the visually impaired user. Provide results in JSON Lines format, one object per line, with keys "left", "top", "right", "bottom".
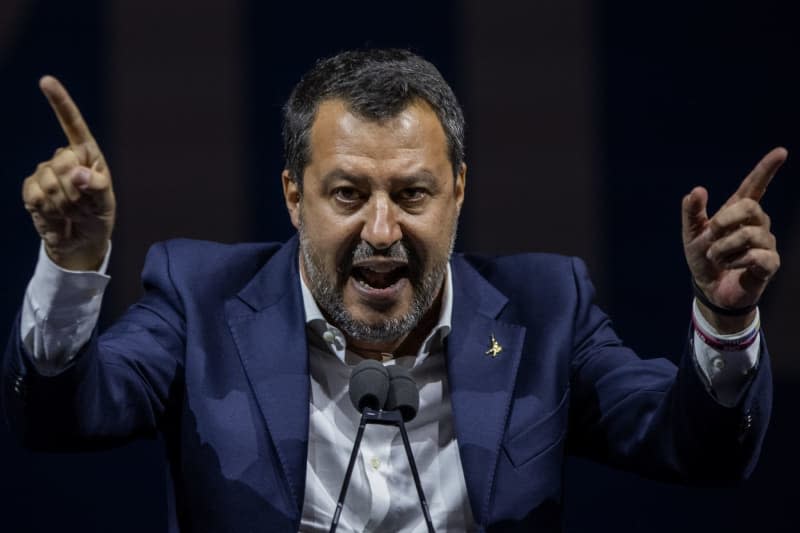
{"left": 692, "top": 279, "right": 757, "bottom": 317}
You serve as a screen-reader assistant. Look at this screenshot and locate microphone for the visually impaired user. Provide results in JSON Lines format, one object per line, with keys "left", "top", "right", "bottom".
{"left": 384, "top": 365, "right": 434, "bottom": 532}
{"left": 329, "top": 362, "right": 435, "bottom": 533}
{"left": 385, "top": 365, "right": 419, "bottom": 421}
{"left": 330, "top": 360, "right": 390, "bottom": 533}
{"left": 349, "top": 359, "right": 390, "bottom": 411}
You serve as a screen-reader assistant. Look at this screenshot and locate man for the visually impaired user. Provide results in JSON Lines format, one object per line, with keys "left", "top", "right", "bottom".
{"left": 4, "top": 49, "right": 784, "bottom": 532}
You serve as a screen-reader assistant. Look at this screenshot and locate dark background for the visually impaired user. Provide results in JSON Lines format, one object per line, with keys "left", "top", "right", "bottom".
{"left": 1, "top": 0, "right": 798, "bottom": 531}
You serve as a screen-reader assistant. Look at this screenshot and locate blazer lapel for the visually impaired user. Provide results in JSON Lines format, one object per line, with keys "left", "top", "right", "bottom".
{"left": 223, "top": 244, "right": 525, "bottom": 525}
{"left": 225, "top": 236, "right": 309, "bottom": 519}
{"left": 447, "top": 255, "right": 526, "bottom": 527}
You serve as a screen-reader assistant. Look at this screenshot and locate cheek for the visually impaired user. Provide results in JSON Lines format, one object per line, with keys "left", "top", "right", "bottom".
{"left": 413, "top": 211, "right": 457, "bottom": 255}
{"left": 303, "top": 213, "right": 361, "bottom": 267}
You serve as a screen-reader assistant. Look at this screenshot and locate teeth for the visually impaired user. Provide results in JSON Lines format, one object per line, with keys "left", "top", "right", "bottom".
{"left": 357, "top": 263, "right": 403, "bottom": 273}
{"left": 357, "top": 278, "right": 383, "bottom": 290}
{"left": 355, "top": 276, "right": 399, "bottom": 290}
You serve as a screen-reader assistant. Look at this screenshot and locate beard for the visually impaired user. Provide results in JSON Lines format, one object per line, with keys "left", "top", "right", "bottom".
{"left": 298, "top": 215, "right": 455, "bottom": 344}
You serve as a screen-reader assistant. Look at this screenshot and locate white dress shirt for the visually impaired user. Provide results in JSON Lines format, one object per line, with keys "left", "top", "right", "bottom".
{"left": 298, "top": 263, "right": 475, "bottom": 531}
{"left": 19, "top": 242, "right": 761, "bottom": 531}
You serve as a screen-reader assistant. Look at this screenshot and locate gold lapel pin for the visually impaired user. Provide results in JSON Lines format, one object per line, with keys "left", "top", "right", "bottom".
{"left": 485, "top": 333, "right": 503, "bottom": 358}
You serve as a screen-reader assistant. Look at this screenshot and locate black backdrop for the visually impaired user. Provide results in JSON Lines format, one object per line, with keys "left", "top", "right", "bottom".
{"left": 1, "top": 1, "right": 798, "bottom": 531}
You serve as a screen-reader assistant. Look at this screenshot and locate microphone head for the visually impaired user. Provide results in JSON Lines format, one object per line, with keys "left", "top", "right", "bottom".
{"left": 385, "top": 365, "right": 419, "bottom": 422}
{"left": 349, "top": 360, "right": 390, "bottom": 412}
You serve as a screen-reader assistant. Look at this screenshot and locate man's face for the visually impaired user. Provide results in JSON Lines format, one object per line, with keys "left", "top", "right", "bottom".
{"left": 283, "top": 98, "right": 465, "bottom": 345}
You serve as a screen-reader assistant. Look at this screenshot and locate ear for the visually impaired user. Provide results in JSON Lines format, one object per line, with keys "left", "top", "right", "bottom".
{"left": 282, "top": 169, "right": 302, "bottom": 230}
{"left": 454, "top": 162, "right": 466, "bottom": 213}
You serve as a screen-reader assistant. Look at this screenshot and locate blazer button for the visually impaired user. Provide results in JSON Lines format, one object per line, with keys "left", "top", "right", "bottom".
{"left": 740, "top": 411, "right": 753, "bottom": 435}
{"left": 13, "top": 376, "right": 26, "bottom": 399}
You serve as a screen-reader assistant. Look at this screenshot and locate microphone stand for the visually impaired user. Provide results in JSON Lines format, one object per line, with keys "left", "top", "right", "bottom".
{"left": 329, "top": 407, "right": 435, "bottom": 533}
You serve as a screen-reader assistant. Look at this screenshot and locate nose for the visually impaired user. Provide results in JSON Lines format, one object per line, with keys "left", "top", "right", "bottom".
{"left": 360, "top": 193, "right": 402, "bottom": 250}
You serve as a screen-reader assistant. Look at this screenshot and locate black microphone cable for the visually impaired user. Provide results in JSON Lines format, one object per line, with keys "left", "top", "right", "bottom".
{"left": 330, "top": 360, "right": 389, "bottom": 532}
{"left": 385, "top": 365, "right": 434, "bottom": 533}
{"left": 329, "top": 361, "right": 435, "bottom": 533}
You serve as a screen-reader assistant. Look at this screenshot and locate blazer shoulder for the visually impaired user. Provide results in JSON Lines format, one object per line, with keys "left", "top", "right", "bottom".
{"left": 459, "top": 252, "right": 585, "bottom": 285}
{"left": 142, "top": 238, "right": 286, "bottom": 294}
{"left": 455, "top": 252, "right": 597, "bottom": 311}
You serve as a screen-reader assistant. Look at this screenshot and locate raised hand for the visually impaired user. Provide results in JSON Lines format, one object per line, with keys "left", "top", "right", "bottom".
{"left": 682, "top": 148, "right": 786, "bottom": 332}
{"left": 22, "top": 76, "right": 115, "bottom": 271}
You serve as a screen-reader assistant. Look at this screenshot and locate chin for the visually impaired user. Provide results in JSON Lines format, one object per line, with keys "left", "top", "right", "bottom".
{"left": 346, "top": 300, "right": 414, "bottom": 325}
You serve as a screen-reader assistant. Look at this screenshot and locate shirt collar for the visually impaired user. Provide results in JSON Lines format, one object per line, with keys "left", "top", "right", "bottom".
{"left": 299, "top": 262, "right": 453, "bottom": 368}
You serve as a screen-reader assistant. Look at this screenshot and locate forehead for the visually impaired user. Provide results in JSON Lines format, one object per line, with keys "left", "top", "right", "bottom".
{"left": 306, "top": 98, "right": 450, "bottom": 177}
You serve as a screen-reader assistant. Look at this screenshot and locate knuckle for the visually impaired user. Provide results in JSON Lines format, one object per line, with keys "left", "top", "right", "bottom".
{"left": 25, "top": 188, "right": 44, "bottom": 208}
{"left": 28, "top": 197, "right": 45, "bottom": 211}
{"left": 63, "top": 188, "right": 81, "bottom": 203}
{"left": 743, "top": 197, "right": 757, "bottom": 209}
{"left": 37, "top": 199, "right": 60, "bottom": 216}
{"left": 71, "top": 143, "right": 90, "bottom": 162}
{"left": 52, "top": 148, "right": 79, "bottom": 171}
{"left": 21, "top": 177, "right": 34, "bottom": 198}
{"left": 36, "top": 164, "right": 54, "bottom": 181}
{"left": 743, "top": 225, "right": 758, "bottom": 240}
{"left": 37, "top": 172, "right": 59, "bottom": 192}
{"left": 44, "top": 184, "right": 61, "bottom": 197}
{"left": 721, "top": 232, "right": 739, "bottom": 249}
{"left": 39, "top": 203, "right": 56, "bottom": 217}
{"left": 741, "top": 198, "right": 759, "bottom": 213}
{"left": 32, "top": 218, "right": 49, "bottom": 234}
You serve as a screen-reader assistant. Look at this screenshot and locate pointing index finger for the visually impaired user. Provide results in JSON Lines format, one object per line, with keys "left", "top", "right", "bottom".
{"left": 731, "top": 147, "right": 788, "bottom": 203}
{"left": 39, "top": 75, "right": 96, "bottom": 147}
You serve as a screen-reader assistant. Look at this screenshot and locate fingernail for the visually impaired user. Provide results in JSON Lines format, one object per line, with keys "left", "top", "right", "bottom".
{"left": 73, "top": 168, "right": 91, "bottom": 190}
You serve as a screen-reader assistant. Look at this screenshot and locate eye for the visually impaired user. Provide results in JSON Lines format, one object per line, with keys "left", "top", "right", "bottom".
{"left": 332, "top": 186, "right": 364, "bottom": 204}
{"left": 398, "top": 188, "right": 427, "bottom": 203}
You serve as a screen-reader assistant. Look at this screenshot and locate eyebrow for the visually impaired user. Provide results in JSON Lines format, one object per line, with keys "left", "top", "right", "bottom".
{"left": 320, "top": 169, "right": 440, "bottom": 188}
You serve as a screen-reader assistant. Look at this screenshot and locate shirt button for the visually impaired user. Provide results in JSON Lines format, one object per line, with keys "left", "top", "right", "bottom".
{"left": 370, "top": 457, "right": 381, "bottom": 470}
{"left": 712, "top": 357, "right": 725, "bottom": 371}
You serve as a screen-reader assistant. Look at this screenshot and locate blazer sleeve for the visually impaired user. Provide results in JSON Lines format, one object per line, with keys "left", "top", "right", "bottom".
{"left": 565, "top": 257, "right": 771, "bottom": 484}
{"left": 2, "top": 242, "right": 185, "bottom": 451}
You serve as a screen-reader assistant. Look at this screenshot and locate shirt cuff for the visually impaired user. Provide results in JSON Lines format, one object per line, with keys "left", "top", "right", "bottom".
{"left": 21, "top": 241, "right": 112, "bottom": 375}
{"left": 691, "top": 298, "right": 760, "bottom": 407}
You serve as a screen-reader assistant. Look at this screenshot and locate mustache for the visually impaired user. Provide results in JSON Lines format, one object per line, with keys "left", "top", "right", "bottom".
{"left": 338, "top": 240, "right": 419, "bottom": 278}
{"left": 351, "top": 240, "right": 409, "bottom": 263}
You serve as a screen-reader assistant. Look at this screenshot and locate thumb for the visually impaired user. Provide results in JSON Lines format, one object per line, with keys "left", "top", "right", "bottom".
{"left": 681, "top": 186, "right": 709, "bottom": 242}
{"left": 70, "top": 161, "right": 108, "bottom": 193}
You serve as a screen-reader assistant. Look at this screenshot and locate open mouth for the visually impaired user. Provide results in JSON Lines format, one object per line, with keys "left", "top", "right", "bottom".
{"left": 350, "top": 262, "right": 410, "bottom": 291}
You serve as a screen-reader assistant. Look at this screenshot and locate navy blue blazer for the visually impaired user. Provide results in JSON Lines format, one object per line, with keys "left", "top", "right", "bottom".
{"left": 3, "top": 236, "right": 771, "bottom": 532}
